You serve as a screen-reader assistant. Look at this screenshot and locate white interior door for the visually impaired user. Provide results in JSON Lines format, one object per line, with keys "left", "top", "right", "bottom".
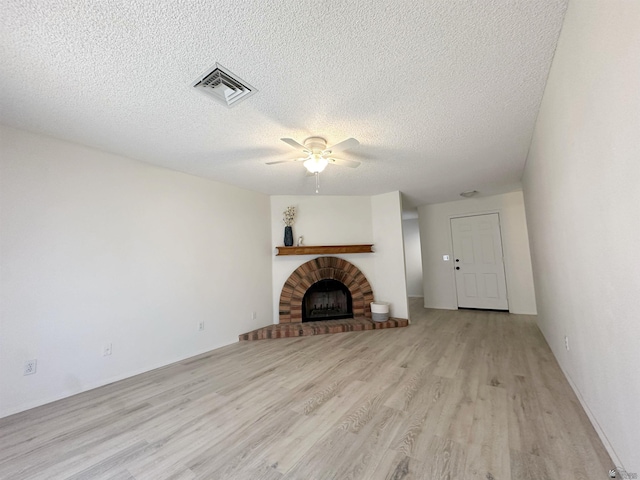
{"left": 450, "top": 213, "right": 508, "bottom": 310}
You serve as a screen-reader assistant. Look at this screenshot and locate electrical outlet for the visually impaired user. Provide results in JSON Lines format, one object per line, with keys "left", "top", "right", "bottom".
{"left": 24, "top": 359, "right": 37, "bottom": 376}
{"left": 564, "top": 336, "right": 570, "bottom": 351}
{"left": 103, "top": 343, "right": 112, "bottom": 356}
{"left": 198, "top": 321, "right": 205, "bottom": 331}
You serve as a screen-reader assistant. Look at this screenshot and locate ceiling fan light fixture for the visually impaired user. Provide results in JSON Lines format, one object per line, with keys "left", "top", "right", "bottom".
{"left": 304, "top": 154, "right": 329, "bottom": 173}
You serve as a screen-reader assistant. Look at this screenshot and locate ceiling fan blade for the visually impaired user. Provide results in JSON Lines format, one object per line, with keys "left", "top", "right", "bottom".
{"left": 325, "top": 138, "right": 359, "bottom": 154}
{"left": 265, "top": 160, "right": 294, "bottom": 165}
{"left": 328, "top": 157, "right": 361, "bottom": 168}
{"left": 281, "top": 138, "right": 310, "bottom": 152}
{"left": 266, "top": 157, "right": 306, "bottom": 165}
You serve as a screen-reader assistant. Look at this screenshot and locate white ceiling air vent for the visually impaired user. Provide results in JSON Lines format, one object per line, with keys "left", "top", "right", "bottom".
{"left": 192, "top": 63, "right": 257, "bottom": 108}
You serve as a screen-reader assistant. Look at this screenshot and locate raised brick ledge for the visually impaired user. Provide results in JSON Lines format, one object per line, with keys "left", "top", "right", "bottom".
{"left": 239, "top": 317, "right": 409, "bottom": 341}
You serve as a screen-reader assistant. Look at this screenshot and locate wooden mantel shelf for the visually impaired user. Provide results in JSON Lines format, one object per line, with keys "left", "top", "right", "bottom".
{"left": 275, "top": 244, "right": 374, "bottom": 256}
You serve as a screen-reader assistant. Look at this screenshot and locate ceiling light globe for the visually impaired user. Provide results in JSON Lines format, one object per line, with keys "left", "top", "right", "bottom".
{"left": 304, "top": 155, "right": 328, "bottom": 173}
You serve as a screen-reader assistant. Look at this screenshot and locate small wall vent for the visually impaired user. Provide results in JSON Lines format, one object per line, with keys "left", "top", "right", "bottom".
{"left": 192, "top": 63, "right": 257, "bottom": 108}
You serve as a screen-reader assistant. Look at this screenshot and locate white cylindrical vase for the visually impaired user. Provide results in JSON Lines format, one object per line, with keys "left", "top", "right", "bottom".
{"left": 370, "top": 301, "right": 390, "bottom": 322}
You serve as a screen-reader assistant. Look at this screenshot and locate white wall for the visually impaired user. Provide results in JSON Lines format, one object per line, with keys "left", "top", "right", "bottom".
{"left": 402, "top": 218, "right": 423, "bottom": 297}
{"left": 522, "top": 0, "right": 640, "bottom": 472}
{"left": 270, "top": 195, "right": 375, "bottom": 323}
{"left": 417, "top": 191, "right": 537, "bottom": 314}
{"left": 371, "top": 192, "right": 409, "bottom": 319}
{"left": 0, "top": 125, "right": 273, "bottom": 418}
{"left": 270, "top": 192, "right": 408, "bottom": 322}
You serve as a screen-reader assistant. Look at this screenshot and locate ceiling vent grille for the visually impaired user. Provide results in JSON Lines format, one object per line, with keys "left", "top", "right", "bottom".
{"left": 192, "top": 63, "right": 257, "bottom": 108}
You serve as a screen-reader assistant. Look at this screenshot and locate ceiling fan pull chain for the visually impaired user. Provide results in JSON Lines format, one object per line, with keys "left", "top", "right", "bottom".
{"left": 315, "top": 172, "right": 320, "bottom": 194}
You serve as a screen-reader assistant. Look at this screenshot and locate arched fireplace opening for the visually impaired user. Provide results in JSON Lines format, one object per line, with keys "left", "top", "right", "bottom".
{"left": 278, "top": 256, "right": 373, "bottom": 324}
{"left": 302, "top": 279, "right": 353, "bottom": 322}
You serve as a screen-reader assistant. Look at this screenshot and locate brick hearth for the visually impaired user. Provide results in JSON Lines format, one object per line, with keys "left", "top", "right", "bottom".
{"left": 239, "top": 317, "right": 409, "bottom": 341}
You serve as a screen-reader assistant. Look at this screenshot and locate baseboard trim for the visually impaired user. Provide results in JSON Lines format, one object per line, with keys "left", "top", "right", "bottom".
{"left": 536, "top": 326, "right": 624, "bottom": 473}
{"left": 557, "top": 363, "right": 624, "bottom": 472}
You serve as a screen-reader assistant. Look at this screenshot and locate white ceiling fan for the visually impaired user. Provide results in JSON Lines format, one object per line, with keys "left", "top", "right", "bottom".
{"left": 266, "top": 136, "right": 361, "bottom": 193}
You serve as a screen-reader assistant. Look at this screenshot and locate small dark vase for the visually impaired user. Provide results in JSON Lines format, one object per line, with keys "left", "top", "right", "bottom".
{"left": 284, "top": 226, "right": 294, "bottom": 246}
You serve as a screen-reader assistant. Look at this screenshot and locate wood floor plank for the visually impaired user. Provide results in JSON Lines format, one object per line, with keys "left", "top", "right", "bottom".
{"left": 418, "top": 435, "right": 467, "bottom": 480}
{"left": 375, "top": 451, "right": 424, "bottom": 480}
{"left": 283, "top": 405, "right": 404, "bottom": 480}
{"left": 509, "top": 449, "right": 552, "bottom": 480}
{"left": 104, "top": 470, "right": 137, "bottom": 480}
{"left": 432, "top": 372, "right": 478, "bottom": 444}
{"left": 126, "top": 454, "right": 196, "bottom": 480}
{"left": 432, "top": 337, "right": 467, "bottom": 379}
{"left": 468, "top": 385, "right": 509, "bottom": 450}
{"left": 389, "top": 375, "right": 452, "bottom": 458}
{"left": 333, "top": 407, "right": 405, "bottom": 480}
{"left": 383, "top": 367, "right": 432, "bottom": 412}
{"left": 506, "top": 374, "right": 548, "bottom": 456}
{"left": 260, "top": 380, "right": 371, "bottom": 474}
{"left": 464, "top": 442, "right": 511, "bottom": 480}
{"left": 0, "top": 301, "right": 614, "bottom": 480}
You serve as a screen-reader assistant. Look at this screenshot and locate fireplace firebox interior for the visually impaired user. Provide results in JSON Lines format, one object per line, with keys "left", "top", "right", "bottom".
{"left": 302, "top": 279, "right": 353, "bottom": 322}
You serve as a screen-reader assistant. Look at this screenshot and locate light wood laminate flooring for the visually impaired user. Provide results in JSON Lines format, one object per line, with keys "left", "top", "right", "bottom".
{"left": 0, "top": 299, "right": 613, "bottom": 479}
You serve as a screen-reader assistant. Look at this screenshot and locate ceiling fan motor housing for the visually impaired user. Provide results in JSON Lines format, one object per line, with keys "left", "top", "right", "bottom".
{"left": 304, "top": 137, "right": 328, "bottom": 153}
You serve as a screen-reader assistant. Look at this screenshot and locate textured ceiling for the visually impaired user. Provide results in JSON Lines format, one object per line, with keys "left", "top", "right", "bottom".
{"left": 1, "top": 0, "right": 568, "bottom": 208}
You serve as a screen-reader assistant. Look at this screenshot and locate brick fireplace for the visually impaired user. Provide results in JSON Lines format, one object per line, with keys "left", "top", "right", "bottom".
{"left": 278, "top": 256, "right": 374, "bottom": 323}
